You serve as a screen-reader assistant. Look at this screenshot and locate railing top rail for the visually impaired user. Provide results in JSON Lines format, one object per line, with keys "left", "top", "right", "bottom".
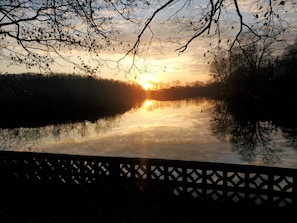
{"left": 1, "top": 150, "right": 296, "bottom": 174}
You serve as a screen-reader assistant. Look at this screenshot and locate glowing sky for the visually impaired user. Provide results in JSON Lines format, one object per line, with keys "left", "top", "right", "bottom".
{"left": 0, "top": 29, "right": 212, "bottom": 86}
{"left": 0, "top": 0, "right": 296, "bottom": 87}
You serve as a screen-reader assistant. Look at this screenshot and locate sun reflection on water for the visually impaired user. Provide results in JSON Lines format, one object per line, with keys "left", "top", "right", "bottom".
{"left": 144, "top": 99, "right": 153, "bottom": 108}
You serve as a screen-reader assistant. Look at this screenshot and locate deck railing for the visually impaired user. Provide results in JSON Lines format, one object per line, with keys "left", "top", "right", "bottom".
{"left": 0, "top": 151, "right": 297, "bottom": 223}
{"left": 0, "top": 150, "right": 296, "bottom": 210}
{"left": 0, "top": 151, "right": 297, "bottom": 213}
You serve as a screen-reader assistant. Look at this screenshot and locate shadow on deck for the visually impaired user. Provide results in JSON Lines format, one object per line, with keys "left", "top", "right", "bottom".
{"left": 0, "top": 151, "right": 296, "bottom": 222}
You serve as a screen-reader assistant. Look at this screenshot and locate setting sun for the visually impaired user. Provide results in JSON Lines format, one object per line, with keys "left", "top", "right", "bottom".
{"left": 138, "top": 73, "right": 160, "bottom": 90}
{"left": 142, "top": 81, "right": 153, "bottom": 90}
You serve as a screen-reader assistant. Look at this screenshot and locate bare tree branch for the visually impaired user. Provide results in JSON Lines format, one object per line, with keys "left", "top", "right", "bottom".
{"left": 0, "top": 0, "right": 296, "bottom": 75}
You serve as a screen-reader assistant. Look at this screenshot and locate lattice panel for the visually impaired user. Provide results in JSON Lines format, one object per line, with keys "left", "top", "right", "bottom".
{"left": 272, "top": 175, "right": 293, "bottom": 192}
{"left": 187, "top": 187, "right": 203, "bottom": 198}
{"left": 206, "top": 189, "right": 224, "bottom": 201}
{"left": 226, "top": 172, "right": 246, "bottom": 187}
{"left": 226, "top": 191, "right": 246, "bottom": 203}
{"left": 97, "top": 161, "right": 110, "bottom": 175}
{"left": 205, "top": 170, "right": 224, "bottom": 186}
{"left": 0, "top": 151, "right": 296, "bottom": 208}
{"left": 135, "top": 164, "right": 147, "bottom": 179}
{"left": 173, "top": 186, "right": 183, "bottom": 196}
{"left": 273, "top": 196, "right": 293, "bottom": 207}
{"left": 151, "top": 165, "right": 165, "bottom": 180}
{"left": 4, "top": 155, "right": 112, "bottom": 185}
{"left": 168, "top": 167, "right": 183, "bottom": 182}
{"left": 120, "top": 163, "right": 147, "bottom": 179}
{"left": 248, "top": 173, "right": 269, "bottom": 189}
{"left": 249, "top": 193, "right": 270, "bottom": 205}
{"left": 186, "top": 168, "right": 203, "bottom": 184}
{"left": 120, "top": 163, "right": 132, "bottom": 177}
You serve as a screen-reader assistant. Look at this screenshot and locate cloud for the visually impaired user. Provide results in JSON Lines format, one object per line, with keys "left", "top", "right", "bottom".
{"left": 1, "top": 0, "right": 296, "bottom": 84}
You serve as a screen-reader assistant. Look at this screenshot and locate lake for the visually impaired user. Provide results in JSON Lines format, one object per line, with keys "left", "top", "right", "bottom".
{"left": 1, "top": 98, "right": 297, "bottom": 169}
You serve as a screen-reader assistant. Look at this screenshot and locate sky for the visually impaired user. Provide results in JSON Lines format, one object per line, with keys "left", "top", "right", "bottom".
{"left": 0, "top": 0, "right": 296, "bottom": 89}
{"left": 0, "top": 45, "right": 211, "bottom": 87}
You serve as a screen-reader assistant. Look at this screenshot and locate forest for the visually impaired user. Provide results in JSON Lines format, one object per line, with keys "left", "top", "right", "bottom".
{"left": 0, "top": 73, "right": 146, "bottom": 127}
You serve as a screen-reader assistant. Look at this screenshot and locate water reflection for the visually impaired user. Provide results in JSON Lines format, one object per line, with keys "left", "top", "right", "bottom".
{"left": 144, "top": 99, "right": 187, "bottom": 111}
{"left": 282, "top": 128, "right": 297, "bottom": 148}
{"left": 211, "top": 100, "right": 297, "bottom": 166}
{"left": 1, "top": 98, "right": 297, "bottom": 168}
{"left": 0, "top": 116, "right": 121, "bottom": 152}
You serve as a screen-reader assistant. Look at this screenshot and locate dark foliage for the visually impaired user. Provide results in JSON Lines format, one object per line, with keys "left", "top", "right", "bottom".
{"left": 0, "top": 73, "right": 146, "bottom": 128}
{"left": 147, "top": 82, "right": 224, "bottom": 101}
{"left": 210, "top": 40, "right": 297, "bottom": 121}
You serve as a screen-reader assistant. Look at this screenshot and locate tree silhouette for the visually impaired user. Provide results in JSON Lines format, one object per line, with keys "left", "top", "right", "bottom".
{"left": 0, "top": 0, "right": 116, "bottom": 73}
{"left": 0, "top": 0, "right": 296, "bottom": 75}
{"left": 209, "top": 33, "right": 278, "bottom": 102}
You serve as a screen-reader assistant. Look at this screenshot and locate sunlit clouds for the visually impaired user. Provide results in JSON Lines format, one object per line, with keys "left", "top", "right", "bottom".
{"left": 0, "top": 0, "right": 296, "bottom": 87}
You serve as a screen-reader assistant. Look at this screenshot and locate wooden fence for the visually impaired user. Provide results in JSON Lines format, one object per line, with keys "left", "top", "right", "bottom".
{"left": 0, "top": 150, "right": 296, "bottom": 221}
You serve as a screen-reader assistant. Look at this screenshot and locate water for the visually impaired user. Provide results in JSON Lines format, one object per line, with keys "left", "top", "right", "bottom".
{"left": 1, "top": 98, "right": 297, "bottom": 169}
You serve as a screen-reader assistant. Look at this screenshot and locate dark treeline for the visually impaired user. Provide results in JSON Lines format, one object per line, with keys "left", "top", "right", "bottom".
{"left": 209, "top": 39, "right": 297, "bottom": 130}
{"left": 0, "top": 73, "right": 146, "bottom": 128}
{"left": 147, "top": 82, "right": 224, "bottom": 101}
{"left": 150, "top": 40, "right": 297, "bottom": 104}
{"left": 211, "top": 39, "right": 297, "bottom": 103}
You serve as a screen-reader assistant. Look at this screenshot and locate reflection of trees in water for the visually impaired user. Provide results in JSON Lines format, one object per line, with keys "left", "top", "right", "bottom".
{"left": 0, "top": 128, "right": 40, "bottom": 151}
{"left": 144, "top": 98, "right": 207, "bottom": 112}
{"left": 211, "top": 100, "right": 297, "bottom": 164}
{"left": 0, "top": 116, "right": 121, "bottom": 151}
{"left": 281, "top": 128, "right": 297, "bottom": 149}
{"left": 144, "top": 100, "right": 183, "bottom": 112}
{"left": 229, "top": 121, "right": 279, "bottom": 164}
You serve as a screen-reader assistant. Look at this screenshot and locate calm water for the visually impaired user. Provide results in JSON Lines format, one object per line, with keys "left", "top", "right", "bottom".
{"left": 1, "top": 98, "right": 297, "bottom": 169}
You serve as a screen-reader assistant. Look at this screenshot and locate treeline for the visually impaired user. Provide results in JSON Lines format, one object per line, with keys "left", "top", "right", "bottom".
{"left": 210, "top": 39, "right": 297, "bottom": 104}
{"left": 147, "top": 82, "right": 224, "bottom": 101}
{"left": 0, "top": 73, "right": 146, "bottom": 127}
{"left": 148, "top": 39, "right": 297, "bottom": 118}
{"left": 206, "top": 39, "right": 297, "bottom": 125}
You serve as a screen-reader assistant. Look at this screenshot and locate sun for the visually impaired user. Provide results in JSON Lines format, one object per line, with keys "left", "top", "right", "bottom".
{"left": 139, "top": 77, "right": 156, "bottom": 90}
{"left": 137, "top": 72, "right": 160, "bottom": 90}
{"left": 142, "top": 81, "right": 153, "bottom": 90}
